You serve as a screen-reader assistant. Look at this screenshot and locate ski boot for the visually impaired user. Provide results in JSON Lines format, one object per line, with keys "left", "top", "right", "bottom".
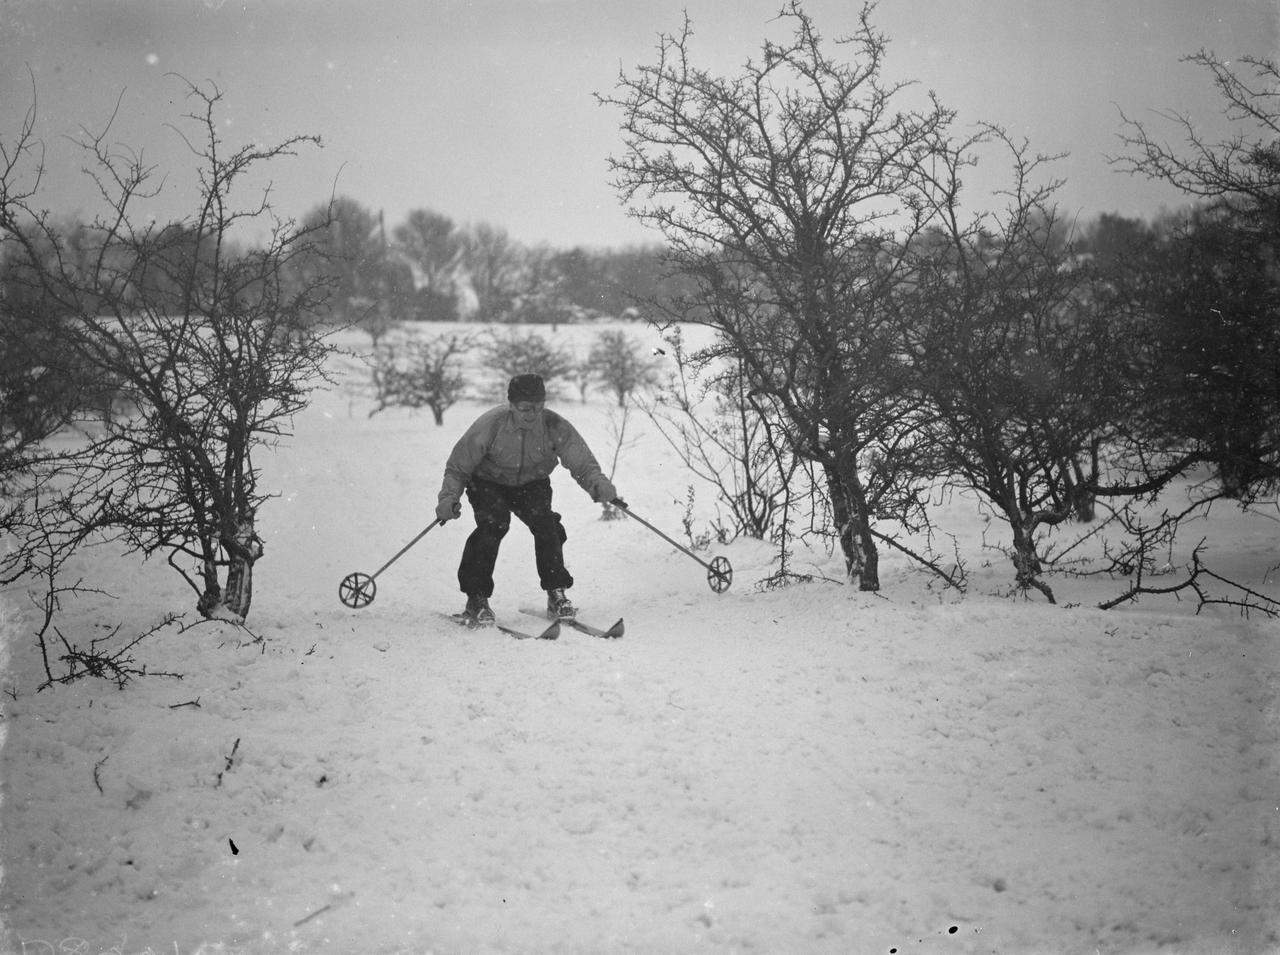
{"left": 546, "top": 588, "right": 576, "bottom": 620}
{"left": 463, "top": 594, "right": 495, "bottom": 627}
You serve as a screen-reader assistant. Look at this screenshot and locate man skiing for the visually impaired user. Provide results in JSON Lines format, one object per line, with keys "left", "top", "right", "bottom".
{"left": 435, "top": 373, "right": 618, "bottom": 626}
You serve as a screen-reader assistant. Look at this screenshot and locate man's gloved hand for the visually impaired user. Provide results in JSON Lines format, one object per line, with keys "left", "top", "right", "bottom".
{"left": 591, "top": 477, "right": 619, "bottom": 505}
{"left": 436, "top": 499, "right": 462, "bottom": 524}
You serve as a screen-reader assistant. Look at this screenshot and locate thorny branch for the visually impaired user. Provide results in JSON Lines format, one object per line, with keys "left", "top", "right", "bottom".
{"left": 1098, "top": 539, "right": 1279, "bottom": 616}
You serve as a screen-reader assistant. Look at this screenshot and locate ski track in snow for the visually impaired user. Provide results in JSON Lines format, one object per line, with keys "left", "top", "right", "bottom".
{"left": 2, "top": 324, "right": 1278, "bottom": 955}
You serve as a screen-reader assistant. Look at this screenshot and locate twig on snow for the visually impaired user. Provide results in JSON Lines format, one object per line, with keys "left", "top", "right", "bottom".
{"left": 214, "top": 737, "right": 241, "bottom": 788}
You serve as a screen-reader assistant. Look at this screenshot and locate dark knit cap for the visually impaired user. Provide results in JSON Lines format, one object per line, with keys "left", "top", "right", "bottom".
{"left": 507, "top": 373, "right": 546, "bottom": 403}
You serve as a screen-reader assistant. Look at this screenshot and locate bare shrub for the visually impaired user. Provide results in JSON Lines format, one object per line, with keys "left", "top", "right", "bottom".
{"left": 483, "top": 327, "right": 575, "bottom": 396}
{"left": 369, "top": 332, "right": 474, "bottom": 424}
{"left": 586, "top": 329, "right": 661, "bottom": 407}
{"left": 0, "top": 78, "right": 336, "bottom": 624}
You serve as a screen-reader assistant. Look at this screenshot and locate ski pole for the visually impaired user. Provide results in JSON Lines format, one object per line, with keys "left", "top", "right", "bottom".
{"left": 612, "top": 500, "right": 733, "bottom": 593}
{"left": 339, "top": 518, "right": 443, "bottom": 609}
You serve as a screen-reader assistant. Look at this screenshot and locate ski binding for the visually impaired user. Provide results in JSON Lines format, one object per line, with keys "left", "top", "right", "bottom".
{"left": 442, "top": 612, "right": 560, "bottom": 641}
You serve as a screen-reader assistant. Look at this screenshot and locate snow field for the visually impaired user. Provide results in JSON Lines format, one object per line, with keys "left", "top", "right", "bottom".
{"left": 2, "top": 322, "right": 1277, "bottom": 954}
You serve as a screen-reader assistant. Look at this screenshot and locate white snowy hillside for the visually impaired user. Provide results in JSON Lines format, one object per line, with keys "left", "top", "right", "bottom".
{"left": 2, "top": 322, "right": 1277, "bottom": 955}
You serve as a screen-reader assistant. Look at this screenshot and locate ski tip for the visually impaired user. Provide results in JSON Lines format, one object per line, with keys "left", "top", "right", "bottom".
{"left": 600, "top": 618, "right": 625, "bottom": 639}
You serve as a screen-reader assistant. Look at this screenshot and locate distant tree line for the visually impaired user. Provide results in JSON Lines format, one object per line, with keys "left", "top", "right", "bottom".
{"left": 261, "top": 195, "right": 699, "bottom": 337}
{"left": 0, "top": 193, "right": 694, "bottom": 338}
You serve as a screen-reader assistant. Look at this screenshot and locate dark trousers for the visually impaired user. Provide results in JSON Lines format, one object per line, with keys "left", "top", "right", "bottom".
{"left": 458, "top": 477, "right": 573, "bottom": 597}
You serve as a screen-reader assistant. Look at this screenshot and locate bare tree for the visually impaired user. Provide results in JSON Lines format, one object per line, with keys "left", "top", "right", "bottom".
{"left": 637, "top": 328, "right": 794, "bottom": 542}
{"left": 506, "top": 243, "right": 579, "bottom": 326}
{"left": 600, "top": 2, "right": 954, "bottom": 589}
{"left": 1112, "top": 52, "right": 1280, "bottom": 210}
{"left": 587, "top": 329, "right": 661, "bottom": 407}
{"left": 2, "top": 106, "right": 121, "bottom": 464}
{"left": 295, "top": 197, "right": 410, "bottom": 343}
{"left": 483, "top": 327, "right": 575, "bottom": 395}
{"left": 0, "top": 78, "right": 336, "bottom": 623}
{"left": 897, "top": 130, "right": 1133, "bottom": 601}
{"left": 460, "top": 222, "right": 525, "bottom": 323}
{"left": 393, "top": 208, "right": 464, "bottom": 295}
{"left": 369, "top": 331, "right": 473, "bottom": 424}
{"left": 1111, "top": 51, "right": 1280, "bottom": 499}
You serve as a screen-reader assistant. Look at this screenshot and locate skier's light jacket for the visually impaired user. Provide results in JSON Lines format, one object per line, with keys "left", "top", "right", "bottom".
{"left": 438, "top": 405, "right": 609, "bottom": 510}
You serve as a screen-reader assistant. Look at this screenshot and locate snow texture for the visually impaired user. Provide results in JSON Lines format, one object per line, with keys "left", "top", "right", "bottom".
{"left": 2, "top": 324, "right": 1278, "bottom": 955}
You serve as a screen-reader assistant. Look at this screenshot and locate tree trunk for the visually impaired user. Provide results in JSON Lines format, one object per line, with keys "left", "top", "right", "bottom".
{"left": 196, "top": 536, "right": 224, "bottom": 619}
{"left": 1010, "top": 519, "right": 1055, "bottom": 603}
{"left": 1216, "top": 451, "right": 1257, "bottom": 500}
{"left": 197, "top": 519, "right": 264, "bottom": 623}
{"left": 1072, "top": 493, "right": 1097, "bottom": 523}
{"left": 822, "top": 459, "right": 880, "bottom": 591}
{"left": 221, "top": 553, "right": 255, "bottom": 621}
{"left": 1071, "top": 458, "right": 1097, "bottom": 522}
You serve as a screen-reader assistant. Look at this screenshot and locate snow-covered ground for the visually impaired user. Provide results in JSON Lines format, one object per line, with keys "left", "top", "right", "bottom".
{"left": 2, "top": 324, "right": 1278, "bottom": 955}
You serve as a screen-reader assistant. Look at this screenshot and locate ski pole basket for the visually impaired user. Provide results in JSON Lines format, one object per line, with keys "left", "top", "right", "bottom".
{"left": 339, "top": 518, "right": 443, "bottom": 609}
{"left": 613, "top": 500, "right": 733, "bottom": 594}
{"left": 339, "top": 572, "right": 378, "bottom": 608}
{"left": 707, "top": 556, "right": 733, "bottom": 593}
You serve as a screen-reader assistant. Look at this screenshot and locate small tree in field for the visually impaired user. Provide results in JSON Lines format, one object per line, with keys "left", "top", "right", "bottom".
{"left": 587, "top": 329, "right": 661, "bottom": 406}
{"left": 0, "top": 79, "right": 336, "bottom": 623}
{"left": 483, "top": 327, "right": 575, "bottom": 395}
{"left": 369, "top": 331, "right": 473, "bottom": 424}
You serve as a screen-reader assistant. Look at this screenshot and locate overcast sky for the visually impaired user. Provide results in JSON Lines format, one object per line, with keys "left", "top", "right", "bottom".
{"left": 1, "top": 0, "right": 1276, "bottom": 249}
